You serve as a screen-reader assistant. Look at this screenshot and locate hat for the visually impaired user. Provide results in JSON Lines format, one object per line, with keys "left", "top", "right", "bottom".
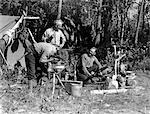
{"left": 54, "top": 19, "right": 63, "bottom": 25}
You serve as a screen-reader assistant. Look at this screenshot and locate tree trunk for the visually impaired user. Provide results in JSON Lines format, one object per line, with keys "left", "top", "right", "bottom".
{"left": 117, "top": 3, "right": 121, "bottom": 41}
{"left": 57, "top": 0, "right": 63, "bottom": 20}
{"left": 135, "top": 0, "right": 145, "bottom": 45}
{"left": 121, "top": 1, "right": 129, "bottom": 45}
{"left": 95, "top": 0, "right": 103, "bottom": 45}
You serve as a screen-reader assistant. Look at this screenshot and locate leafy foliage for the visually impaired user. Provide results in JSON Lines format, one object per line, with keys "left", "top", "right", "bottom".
{"left": 1, "top": 0, "right": 150, "bottom": 47}
{"left": 1, "top": 0, "right": 150, "bottom": 71}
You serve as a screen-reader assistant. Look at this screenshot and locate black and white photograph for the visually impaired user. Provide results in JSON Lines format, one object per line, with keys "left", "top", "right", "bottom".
{"left": 0, "top": 0, "right": 150, "bottom": 113}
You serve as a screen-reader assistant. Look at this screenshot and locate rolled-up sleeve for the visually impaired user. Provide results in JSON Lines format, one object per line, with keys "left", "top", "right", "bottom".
{"left": 39, "top": 52, "right": 48, "bottom": 63}
{"left": 94, "top": 56, "right": 102, "bottom": 69}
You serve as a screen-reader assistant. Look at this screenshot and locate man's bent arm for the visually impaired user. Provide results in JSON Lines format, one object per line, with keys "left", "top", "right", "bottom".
{"left": 94, "top": 56, "right": 102, "bottom": 69}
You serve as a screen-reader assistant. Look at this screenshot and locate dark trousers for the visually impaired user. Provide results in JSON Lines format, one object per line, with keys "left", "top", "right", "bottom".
{"left": 25, "top": 44, "right": 40, "bottom": 81}
{"left": 25, "top": 46, "right": 48, "bottom": 82}
{"left": 0, "top": 39, "right": 6, "bottom": 65}
{"left": 77, "top": 64, "right": 99, "bottom": 82}
{"left": 25, "top": 52, "right": 36, "bottom": 80}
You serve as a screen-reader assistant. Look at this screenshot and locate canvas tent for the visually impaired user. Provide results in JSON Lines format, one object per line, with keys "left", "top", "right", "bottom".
{"left": 0, "top": 15, "right": 26, "bottom": 68}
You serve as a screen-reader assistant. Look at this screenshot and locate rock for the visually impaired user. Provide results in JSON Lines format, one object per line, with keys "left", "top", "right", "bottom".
{"left": 104, "top": 103, "right": 111, "bottom": 107}
{"left": 15, "top": 109, "right": 26, "bottom": 113}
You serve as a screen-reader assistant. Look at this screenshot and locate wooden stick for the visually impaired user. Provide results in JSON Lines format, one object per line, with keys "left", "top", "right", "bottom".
{"left": 52, "top": 73, "right": 56, "bottom": 97}
{"left": 27, "top": 28, "right": 37, "bottom": 44}
{"left": 61, "top": 80, "right": 82, "bottom": 84}
{"left": 114, "top": 45, "right": 117, "bottom": 56}
{"left": 17, "top": 52, "right": 30, "bottom": 61}
{"left": 56, "top": 75, "right": 65, "bottom": 89}
{"left": 116, "top": 54, "right": 126, "bottom": 62}
{"left": 12, "top": 15, "right": 24, "bottom": 32}
{"left": 0, "top": 49, "right": 9, "bottom": 66}
{"left": 24, "top": 17, "right": 40, "bottom": 20}
{"left": 23, "top": 11, "right": 27, "bottom": 17}
{"left": 114, "top": 60, "right": 118, "bottom": 76}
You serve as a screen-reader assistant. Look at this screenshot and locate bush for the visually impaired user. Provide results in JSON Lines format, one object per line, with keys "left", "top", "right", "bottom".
{"left": 134, "top": 57, "right": 150, "bottom": 71}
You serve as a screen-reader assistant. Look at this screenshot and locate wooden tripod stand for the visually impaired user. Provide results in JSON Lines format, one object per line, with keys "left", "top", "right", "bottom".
{"left": 48, "top": 64, "right": 66, "bottom": 98}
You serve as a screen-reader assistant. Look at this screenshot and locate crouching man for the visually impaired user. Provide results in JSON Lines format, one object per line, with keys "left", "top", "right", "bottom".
{"left": 76, "top": 47, "right": 103, "bottom": 85}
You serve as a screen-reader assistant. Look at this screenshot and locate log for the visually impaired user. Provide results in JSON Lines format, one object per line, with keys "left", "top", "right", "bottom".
{"left": 91, "top": 88, "right": 127, "bottom": 95}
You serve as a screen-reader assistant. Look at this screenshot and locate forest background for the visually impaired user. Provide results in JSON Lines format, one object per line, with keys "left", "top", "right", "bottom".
{"left": 0, "top": 0, "right": 150, "bottom": 70}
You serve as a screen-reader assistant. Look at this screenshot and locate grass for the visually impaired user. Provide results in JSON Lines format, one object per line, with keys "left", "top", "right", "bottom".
{"left": 0, "top": 64, "right": 150, "bottom": 114}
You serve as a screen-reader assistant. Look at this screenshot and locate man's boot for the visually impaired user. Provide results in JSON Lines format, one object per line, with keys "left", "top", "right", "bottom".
{"left": 28, "top": 80, "right": 33, "bottom": 95}
{"left": 29, "top": 79, "right": 37, "bottom": 96}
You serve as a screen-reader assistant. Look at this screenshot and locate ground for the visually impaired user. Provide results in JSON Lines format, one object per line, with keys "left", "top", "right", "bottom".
{"left": 0, "top": 70, "right": 150, "bottom": 114}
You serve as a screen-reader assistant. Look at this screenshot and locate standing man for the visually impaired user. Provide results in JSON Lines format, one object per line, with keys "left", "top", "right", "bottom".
{"left": 76, "top": 47, "right": 103, "bottom": 84}
{"left": 42, "top": 19, "right": 66, "bottom": 49}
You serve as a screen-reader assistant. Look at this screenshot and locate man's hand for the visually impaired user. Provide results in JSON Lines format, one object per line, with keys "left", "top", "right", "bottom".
{"left": 99, "top": 64, "right": 108, "bottom": 71}
{"left": 102, "top": 64, "right": 107, "bottom": 68}
{"left": 91, "top": 71, "right": 95, "bottom": 75}
{"left": 86, "top": 72, "right": 92, "bottom": 77}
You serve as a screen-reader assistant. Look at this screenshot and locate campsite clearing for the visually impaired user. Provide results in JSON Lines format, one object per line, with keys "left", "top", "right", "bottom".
{"left": 0, "top": 70, "right": 149, "bottom": 114}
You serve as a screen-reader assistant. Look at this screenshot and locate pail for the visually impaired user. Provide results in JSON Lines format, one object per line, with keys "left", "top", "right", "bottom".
{"left": 71, "top": 82, "right": 82, "bottom": 97}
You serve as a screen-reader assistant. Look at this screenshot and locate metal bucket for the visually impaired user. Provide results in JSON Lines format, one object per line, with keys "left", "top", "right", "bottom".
{"left": 71, "top": 82, "right": 82, "bottom": 97}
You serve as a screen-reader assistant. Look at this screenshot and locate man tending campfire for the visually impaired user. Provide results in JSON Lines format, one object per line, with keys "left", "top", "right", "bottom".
{"left": 76, "top": 47, "right": 104, "bottom": 85}
{"left": 22, "top": 39, "right": 59, "bottom": 94}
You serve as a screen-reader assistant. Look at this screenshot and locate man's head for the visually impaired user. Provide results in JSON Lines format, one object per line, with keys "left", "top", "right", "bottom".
{"left": 54, "top": 19, "right": 63, "bottom": 30}
{"left": 89, "top": 47, "right": 97, "bottom": 56}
